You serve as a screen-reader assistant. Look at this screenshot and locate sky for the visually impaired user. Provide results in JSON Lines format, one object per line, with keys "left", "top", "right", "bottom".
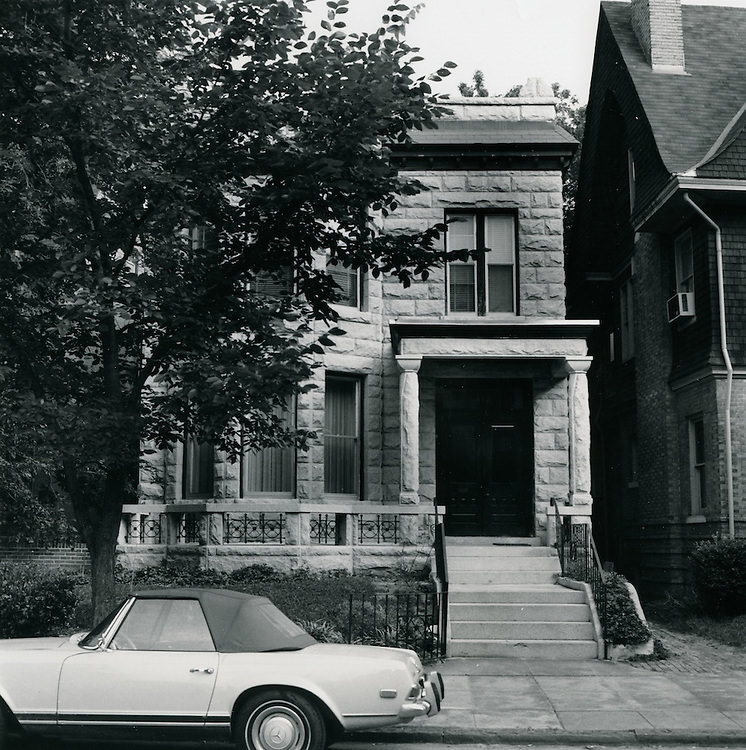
{"left": 313, "top": 0, "right": 746, "bottom": 104}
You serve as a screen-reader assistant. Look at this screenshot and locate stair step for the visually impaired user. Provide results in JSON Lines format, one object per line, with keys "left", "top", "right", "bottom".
{"left": 450, "top": 603, "right": 590, "bottom": 622}
{"left": 448, "top": 638, "right": 599, "bottom": 659}
{"left": 446, "top": 545, "right": 557, "bottom": 558}
{"left": 450, "top": 620, "right": 595, "bottom": 640}
{"left": 449, "top": 585, "right": 587, "bottom": 604}
{"left": 446, "top": 536, "right": 542, "bottom": 546}
{"left": 448, "top": 556, "right": 561, "bottom": 571}
{"left": 449, "top": 570, "right": 558, "bottom": 585}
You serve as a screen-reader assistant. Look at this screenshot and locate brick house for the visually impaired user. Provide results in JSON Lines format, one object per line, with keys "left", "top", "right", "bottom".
{"left": 121, "top": 87, "right": 593, "bottom": 578}
{"left": 567, "top": 0, "right": 746, "bottom": 597}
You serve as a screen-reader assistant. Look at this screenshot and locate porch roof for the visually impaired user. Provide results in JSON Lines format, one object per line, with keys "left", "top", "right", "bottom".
{"left": 389, "top": 317, "right": 598, "bottom": 360}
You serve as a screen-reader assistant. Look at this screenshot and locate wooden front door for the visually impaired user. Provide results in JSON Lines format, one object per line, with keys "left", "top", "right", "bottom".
{"left": 436, "top": 379, "right": 534, "bottom": 537}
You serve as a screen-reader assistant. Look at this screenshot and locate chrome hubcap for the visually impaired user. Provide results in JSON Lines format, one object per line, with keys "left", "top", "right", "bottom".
{"left": 250, "top": 702, "right": 306, "bottom": 750}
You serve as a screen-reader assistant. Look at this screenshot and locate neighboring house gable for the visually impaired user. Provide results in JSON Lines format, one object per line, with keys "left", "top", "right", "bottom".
{"left": 569, "top": 0, "right": 746, "bottom": 597}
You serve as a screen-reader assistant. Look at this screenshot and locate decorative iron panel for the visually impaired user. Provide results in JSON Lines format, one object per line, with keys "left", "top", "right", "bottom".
{"left": 127, "top": 515, "right": 164, "bottom": 544}
{"left": 310, "top": 514, "right": 338, "bottom": 545}
{"left": 358, "top": 514, "right": 398, "bottom": 544}
{"left": 223, "top": 513, "right": 284, "bottom": 544}
{"left": 177, "top": 513, "right": 201, "bottom": 544}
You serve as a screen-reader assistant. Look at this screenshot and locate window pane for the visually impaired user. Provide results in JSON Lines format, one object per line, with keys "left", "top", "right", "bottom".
{"left": 327, "top": 262, "right": 360, "bottom": 308}
{"left": 675, "top": 232, "right": 694, "bottom": 292}
{"left": 183, "top": 436, "right": 213, "bottom": 498}
{"left": 449, "top": 263, "right": 476, "bottom": 312}
{"left": 446, "top": 214, "right": 476, "bottom": 251}
{"left": 325, "top": 377, "right": 359, "bottom": 495}
{"left": 484, "top": 215, "right": 514, "bottom": 264}
{"left": 242, "top": 402, "right": 295, "bottom": 495}
{"left": 487, "top": 265, "right": 514, "bottom": 312}
{"left": 112, "top": 599, "right": 215, "bottom": 652}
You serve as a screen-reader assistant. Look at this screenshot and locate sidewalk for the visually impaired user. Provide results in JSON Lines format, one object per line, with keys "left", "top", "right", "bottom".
{"left": 359, "top": 627, "right": 746, "bottom": 745}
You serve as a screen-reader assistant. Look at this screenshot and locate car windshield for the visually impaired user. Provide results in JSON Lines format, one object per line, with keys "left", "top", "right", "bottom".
{"left": 79, "top": 599, "right": 127, "bottom": 648}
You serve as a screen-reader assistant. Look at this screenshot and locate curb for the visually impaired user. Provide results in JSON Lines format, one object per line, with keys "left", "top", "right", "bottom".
{"left": 352, "top": 728, "right": 746, "bottom": 745}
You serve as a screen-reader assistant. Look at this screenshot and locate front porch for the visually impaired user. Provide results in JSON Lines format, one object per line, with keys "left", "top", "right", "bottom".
{"left": 390, "top": 317, "right": 597, "bottom": 544}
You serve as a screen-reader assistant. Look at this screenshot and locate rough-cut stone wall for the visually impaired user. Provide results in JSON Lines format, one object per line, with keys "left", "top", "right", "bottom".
{"left": 380, "top": 169, "right": 566, "bottom": 319}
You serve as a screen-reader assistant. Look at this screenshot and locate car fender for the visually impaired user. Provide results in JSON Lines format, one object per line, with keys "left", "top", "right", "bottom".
{"left": 209, "top": 647, "right": 420, "bottom": 730}
{"left": 0, "top": 637, "right": 77, "bottom": 722}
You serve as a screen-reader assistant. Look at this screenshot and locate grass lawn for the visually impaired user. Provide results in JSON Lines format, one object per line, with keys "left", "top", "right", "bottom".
{"left": 645, "top": 599, "right": 746, "bottom": 651}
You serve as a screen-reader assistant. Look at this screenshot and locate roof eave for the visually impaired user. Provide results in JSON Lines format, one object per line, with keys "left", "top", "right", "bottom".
{"left": 634, "top": 175, "right": 746, "bottom": 232}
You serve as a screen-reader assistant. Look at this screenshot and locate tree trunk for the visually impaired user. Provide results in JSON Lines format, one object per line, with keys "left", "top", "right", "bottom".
{"left": 67, "top": 461, "right": 133, "bottom": 624}
{"left": 88, "top": 531, "right": 119, "bottom": 623}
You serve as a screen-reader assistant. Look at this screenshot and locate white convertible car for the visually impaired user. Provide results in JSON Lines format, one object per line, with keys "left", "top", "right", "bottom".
{"left": 0, "top": 588, "right": 443, "bottom": 750}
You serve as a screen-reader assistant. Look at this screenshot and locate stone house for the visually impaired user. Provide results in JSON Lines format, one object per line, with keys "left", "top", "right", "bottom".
{"left": 121, "top": 86, "right": 593, "bottom": 578}
{"left": 567, "top": 0, "right": 746, "bottom": 597}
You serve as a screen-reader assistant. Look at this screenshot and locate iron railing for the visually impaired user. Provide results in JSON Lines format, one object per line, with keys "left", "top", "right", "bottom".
{"left": 310, "top": 514, "right": 339, "bottom": 545}
{"left": 126, "top": 515, "right": 165, "bottom": 544}
{"left": 554, "top": 502, "right": 608, "bottom": 657}
{"left": 346, "top": 592, "right": 445, "bottom": 661}
{"left": 223, "top": 513, "right": 284, "bottom": 544}
{"left": 358, "top": 514, "right": 398, "bottom": 544}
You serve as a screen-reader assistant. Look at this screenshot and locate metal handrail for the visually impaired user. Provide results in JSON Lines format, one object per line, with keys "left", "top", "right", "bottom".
{"left": 554, "top": 502, "right": 608, "bottom": 658}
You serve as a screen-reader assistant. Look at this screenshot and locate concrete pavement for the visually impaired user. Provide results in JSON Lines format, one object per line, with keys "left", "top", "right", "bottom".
{"left": 358, "top": 655, "right": 746, "bottom": 745}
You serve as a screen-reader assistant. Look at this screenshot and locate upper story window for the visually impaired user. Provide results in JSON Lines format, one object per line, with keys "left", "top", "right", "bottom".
{"left": 446, "top": 212, "right": 516, "bottom": 315}
{"left": 241, "top": 399, "right": 296, "bottom": 496}
{"left": 627, "top": 150, "right": 636, "bottom": 211}
{"left": 324, "top": 374, "right": 362, "bottom": 498}
{"left": 327, "top": 260, "right": 363, "bottom": 309}
{"left": 674, "top": 229, "right": 694, "bottom": 294}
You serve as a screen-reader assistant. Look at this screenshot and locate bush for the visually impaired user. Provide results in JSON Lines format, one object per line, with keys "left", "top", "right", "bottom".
{"left": 296, "top": 619, "right": 345, "bottom": 643}
{"left": 0, "top": 563, "right": 80, "bottom": 638}
{"left": 690, "top": 537, "right": 746, "bottom": 616}
{"left": 603, "top": 572, "right": 651, "bottom": 645}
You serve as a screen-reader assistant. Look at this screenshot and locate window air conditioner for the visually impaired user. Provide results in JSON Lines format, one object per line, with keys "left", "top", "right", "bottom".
{"left": 667, "top": 292, "right": 695, "bottom": 322}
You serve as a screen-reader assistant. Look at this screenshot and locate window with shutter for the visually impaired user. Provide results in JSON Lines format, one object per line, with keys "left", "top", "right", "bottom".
{"left": 327, "top": 260, "right": 362, "bottom": 308}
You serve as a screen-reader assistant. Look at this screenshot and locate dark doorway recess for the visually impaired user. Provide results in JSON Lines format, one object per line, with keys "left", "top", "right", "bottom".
{"left": 436, "top": 379, "right": 534, "bottom": 537}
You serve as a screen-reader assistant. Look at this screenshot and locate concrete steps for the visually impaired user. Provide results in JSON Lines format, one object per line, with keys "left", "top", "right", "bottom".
{"left": 446, "top": 540, "right": 599, "bottom": 660}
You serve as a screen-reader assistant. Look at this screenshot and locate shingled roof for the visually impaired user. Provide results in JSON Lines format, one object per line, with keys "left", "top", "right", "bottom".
{"left": 603, "top": 1, "right": 746, "bottom": 176}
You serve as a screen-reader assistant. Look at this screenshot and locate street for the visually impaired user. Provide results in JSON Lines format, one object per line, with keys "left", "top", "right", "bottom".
{"left": 7, "top": 737, "right": 742, "bottom": 750}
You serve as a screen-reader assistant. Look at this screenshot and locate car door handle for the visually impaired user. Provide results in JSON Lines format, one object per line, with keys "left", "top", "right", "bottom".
{"left": 189, "top": 668, "right": 215, "bottom": 674}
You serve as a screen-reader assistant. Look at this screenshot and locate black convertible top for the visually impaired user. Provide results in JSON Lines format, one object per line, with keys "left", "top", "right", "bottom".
{"left": 135, "top": 588, "right": 317, "bottom": 653}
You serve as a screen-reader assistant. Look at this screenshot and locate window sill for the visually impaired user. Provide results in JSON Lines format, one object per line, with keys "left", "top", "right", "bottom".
{"left": 685, "top": 514, "right": 707, "bottom": 524}
{"left": 330, "top": 305, "right": 371, "bottom": 324}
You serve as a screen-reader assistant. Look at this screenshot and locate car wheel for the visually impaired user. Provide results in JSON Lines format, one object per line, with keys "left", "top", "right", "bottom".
{"left": 235, "top": 689, "right": 326, "bottom": 750}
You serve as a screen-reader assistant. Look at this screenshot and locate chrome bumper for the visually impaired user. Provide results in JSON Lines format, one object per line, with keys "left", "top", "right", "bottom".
{"left": 398, "top": 670, "right": 445, "bottom": 719}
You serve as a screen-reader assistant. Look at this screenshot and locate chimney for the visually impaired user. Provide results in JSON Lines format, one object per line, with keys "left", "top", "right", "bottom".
{"left": 630, "top": 0, "right": 685, "bottom": 72}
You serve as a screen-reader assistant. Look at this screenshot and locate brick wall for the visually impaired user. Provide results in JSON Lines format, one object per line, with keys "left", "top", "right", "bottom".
{"left": 0, "top": 545, "right": 90, "bottom": 571}
{"left": 630, "top": 0, "right": 685, "bottom": 70}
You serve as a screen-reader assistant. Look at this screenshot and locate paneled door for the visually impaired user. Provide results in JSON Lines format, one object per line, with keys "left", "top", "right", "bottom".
{"left": 436, "top": 379, "right": 534, "bottom": 536}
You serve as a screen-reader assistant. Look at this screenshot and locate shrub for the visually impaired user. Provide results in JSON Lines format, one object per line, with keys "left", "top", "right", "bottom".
{"left": 0, "top": 563, "right": 80, "bottom": 638}
{"left": 296, "top": 619, "right": 345, "bottom": 643}
{"left": 690, "top": 537, "right": 746, "bottom": 616}
{"left": 603, "top": 572, "right": 651, "bottom": 645}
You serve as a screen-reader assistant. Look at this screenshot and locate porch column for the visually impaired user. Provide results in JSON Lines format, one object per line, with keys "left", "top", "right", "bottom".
{"left": 396, "top": 356, "right": 422, "bottom": 505}
{"left": 556, "top": 357, "right": 593, "bottom": 510}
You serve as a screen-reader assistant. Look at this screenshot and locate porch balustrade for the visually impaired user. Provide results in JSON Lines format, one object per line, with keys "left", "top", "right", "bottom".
{"left": 120, "top": 503, "right": 443, "bottom": 548}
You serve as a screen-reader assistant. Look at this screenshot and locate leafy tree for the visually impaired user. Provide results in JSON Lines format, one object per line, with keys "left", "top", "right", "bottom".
{"left": 458, "top": 69, "right": 489, "bottom": 97}
{"left": 0, "top": 0, "right": 457, "bottom": 620}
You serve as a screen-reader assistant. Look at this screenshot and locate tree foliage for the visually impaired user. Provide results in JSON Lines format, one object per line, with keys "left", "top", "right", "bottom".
{"left": 0, "top": 0, "right": 455, "bottom": 618}
{"left": 457, "top": 69, "right": 489, "bottom": 97}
